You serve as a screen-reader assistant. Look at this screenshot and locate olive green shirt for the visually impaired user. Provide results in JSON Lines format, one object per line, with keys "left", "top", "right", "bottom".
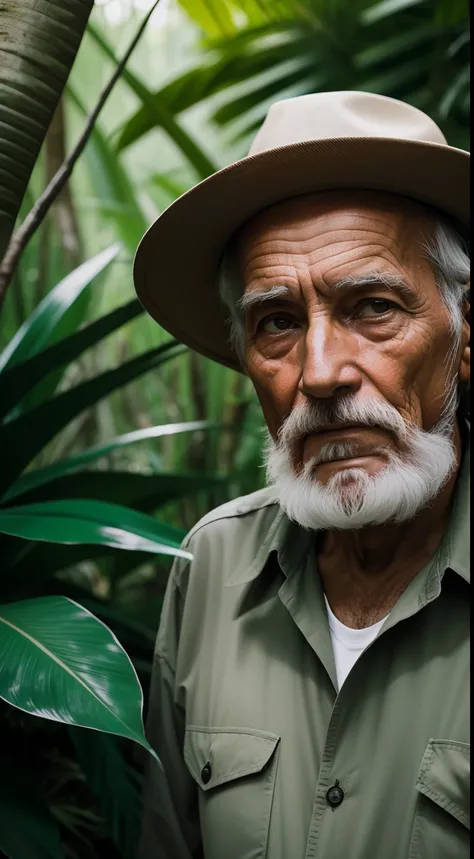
{"left": 140, "top": 446, "right": 470, "bottom": 859}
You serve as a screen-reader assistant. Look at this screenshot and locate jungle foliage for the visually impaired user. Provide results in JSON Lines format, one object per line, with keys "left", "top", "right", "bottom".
{"left": 0, "top": 0, "right": 469, "bottom": 856}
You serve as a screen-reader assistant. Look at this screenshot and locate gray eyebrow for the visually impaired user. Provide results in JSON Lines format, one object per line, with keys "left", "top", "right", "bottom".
{"left": 237, "top": 284, "right": 292, "bottom": 311}
{"left": 238, "top": 272, "right": 416, "bottom": 313}
{"left": 332, "top": 272, "right": 416, "bottom": 299}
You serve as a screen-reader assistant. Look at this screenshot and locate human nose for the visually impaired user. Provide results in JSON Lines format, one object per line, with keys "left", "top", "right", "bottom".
{"left": 298, "top": 316, "right": 362, "bottom": 400}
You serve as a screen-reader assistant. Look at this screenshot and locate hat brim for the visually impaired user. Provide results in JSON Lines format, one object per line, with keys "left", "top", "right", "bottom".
{"left": 133, "top": 136, "right": 470, "bottom": 374}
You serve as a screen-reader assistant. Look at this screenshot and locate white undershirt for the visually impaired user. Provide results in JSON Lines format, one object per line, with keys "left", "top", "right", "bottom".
{"left": 324, "top": 594, "right": 389, "bottom": 691}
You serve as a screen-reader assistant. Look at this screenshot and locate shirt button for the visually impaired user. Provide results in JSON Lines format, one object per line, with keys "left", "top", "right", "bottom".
{"left": 326, "top": 780, "right": 344, "bottom": 808}
{"left": 201, "top": 762, "right": 212, "bottom": 784}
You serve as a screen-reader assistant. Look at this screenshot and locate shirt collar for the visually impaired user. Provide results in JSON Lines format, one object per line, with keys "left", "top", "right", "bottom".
{"left": 226, "top": 503, "right": 312, "bottom": 587}
{"left": 226, "top": 427, "right": 470, "bottom": 588}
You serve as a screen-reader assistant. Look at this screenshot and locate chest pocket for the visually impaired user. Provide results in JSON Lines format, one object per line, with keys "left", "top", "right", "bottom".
{"left": 184, "top": 726, "right": 280, "bottom": 859}
{"left": 409, "top": 739, "right": 470, "bottom": 859}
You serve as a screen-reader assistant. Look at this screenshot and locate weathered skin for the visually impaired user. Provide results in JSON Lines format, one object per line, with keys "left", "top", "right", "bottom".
{"left": 238, "top": 190, "right": 470, "bottom": 627}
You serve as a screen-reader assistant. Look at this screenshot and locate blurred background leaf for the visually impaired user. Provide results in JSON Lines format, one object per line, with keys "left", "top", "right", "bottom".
{"left": 69, "top": 728, "right": 142, "bottom": 859}
{"left": 0, "top": 757, "right": 63, "bottom": 859}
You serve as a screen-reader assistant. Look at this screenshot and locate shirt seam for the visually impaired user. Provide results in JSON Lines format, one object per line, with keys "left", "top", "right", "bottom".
{"left": 154, "top": 649, "right": 176, "bottom": 677}
{"left": 181, "top": 495, "right": 280, "bottom": 550}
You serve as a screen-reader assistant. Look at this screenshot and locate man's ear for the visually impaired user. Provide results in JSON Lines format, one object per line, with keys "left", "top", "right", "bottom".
{"left": 459, "top": 290, "right": 470, "bottom": 384}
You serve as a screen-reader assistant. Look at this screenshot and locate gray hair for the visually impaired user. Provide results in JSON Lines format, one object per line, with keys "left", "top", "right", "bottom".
{"left": 217, "top": 214, "right": 470, "bottom": 366}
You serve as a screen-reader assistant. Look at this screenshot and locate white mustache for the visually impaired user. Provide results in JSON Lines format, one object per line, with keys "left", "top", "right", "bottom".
{"left": 277, "top": 397, "right": 408, "bottom": 449}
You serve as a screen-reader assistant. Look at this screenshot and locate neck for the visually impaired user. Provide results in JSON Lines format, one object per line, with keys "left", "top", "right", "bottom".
{"left": 318, "top": 424, "right": 463, "bottom": 628}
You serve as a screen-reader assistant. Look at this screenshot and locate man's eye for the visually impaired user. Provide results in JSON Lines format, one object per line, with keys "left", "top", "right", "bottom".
{"left": 260, "top": 315, "right": 297, "bottom": 334}
{"left": 356, "top": 298, "right": 397, "bottom": 318}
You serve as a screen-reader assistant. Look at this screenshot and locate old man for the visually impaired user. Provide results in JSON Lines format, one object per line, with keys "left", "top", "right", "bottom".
{"left": 135, "top": 92, "right": 470, "bottom": 859}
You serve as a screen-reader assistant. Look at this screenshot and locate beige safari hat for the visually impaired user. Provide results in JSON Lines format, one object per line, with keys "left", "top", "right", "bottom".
{"left": 133, "top": 90, "right": 469, "bottom": 373}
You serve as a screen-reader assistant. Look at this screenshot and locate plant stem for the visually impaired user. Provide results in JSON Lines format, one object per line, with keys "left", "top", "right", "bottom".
{"left": 0, "top": 0, "right": 161, "bottom": 312}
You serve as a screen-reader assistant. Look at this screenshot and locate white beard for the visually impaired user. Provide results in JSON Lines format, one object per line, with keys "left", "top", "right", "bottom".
{"left": 263, "top": 392, "right": 458, "bottom": 531}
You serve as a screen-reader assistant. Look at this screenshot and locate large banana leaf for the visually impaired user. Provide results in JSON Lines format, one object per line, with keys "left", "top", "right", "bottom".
{"left": 0, "top": 499, "right": 191, "bottom": 560}
{"left": 0, "top": 243, "right": 121, "bottom": 374}
{"left": 0, "top": 0, "right": 94, "bottom": 261}
{"left": 0, "top": 757, "right": 62, "bottom": 859}
{"left": 0, "top": 340, "right": 187, "bottom": 496}
{"left": 0, "top": 596, "right": 157, "bottom": 755}
{"left": 70, "top": 727, "right": 141, "bottom": 859}
{"left": 0, "top": 299, "right": 143, "bottom": 422}
{"left": 61, "top": 591, "right": 157, "bottom": 645}
{"left": 3, "top": 420, "right": 214, "bottom": 501}
{"left": 13, "top": 580, "right": 157, "bottom": 649}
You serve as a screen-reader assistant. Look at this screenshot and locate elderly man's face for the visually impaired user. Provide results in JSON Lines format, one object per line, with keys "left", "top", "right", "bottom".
{"left": 238, "top": 191, "right": 469, "bottom": 528}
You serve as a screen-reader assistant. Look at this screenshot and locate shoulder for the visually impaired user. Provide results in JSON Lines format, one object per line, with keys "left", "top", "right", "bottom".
{"left": 170, "top": 486, "right": 281, "bottom": 590}
{"left": 184, "top": 485, "right": 280, "bottom": 546}
{"left": 157, "top": 488, "right": 283, "bottom": 664}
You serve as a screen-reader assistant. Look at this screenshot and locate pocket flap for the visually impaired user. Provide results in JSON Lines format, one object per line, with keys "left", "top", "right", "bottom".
{"left": 416, "top": 739, "right": 470, "bottom": 828}
{"left": 184, "top": 726, "right": 280, "bottom": 791}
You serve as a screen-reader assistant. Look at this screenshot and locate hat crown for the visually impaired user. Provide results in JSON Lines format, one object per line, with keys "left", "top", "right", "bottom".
{"left": 248, "top": 91, "right": 447, "bottom": 155}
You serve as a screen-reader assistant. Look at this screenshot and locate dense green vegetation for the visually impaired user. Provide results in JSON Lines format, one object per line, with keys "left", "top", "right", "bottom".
{"left": 0, "top": 1, "right": 469, "bottom": 857}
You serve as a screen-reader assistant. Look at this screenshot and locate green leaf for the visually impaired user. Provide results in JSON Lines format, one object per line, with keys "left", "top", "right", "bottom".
{"left": 0, "top": 244, "right": 121, "bottom": 374}
{"left": 151, "top": 171, "right": 194, "bottom": 204}
{"left": 355, "top": 24, "right": 437, "bottom": 69}
{"left": 432, "top": 0, "right": 467, "bottom": 27}
{"left": 0, "top": 299, "right": 143, "bottom": 422}
{"left": 0, "top": 246, "right": 123, "bottom": 420}
{"left": 438, "top": 65, "right": 470, "bottom": 119}
{"left": 70, "top": 727, "right": 141, "bottom": 859}
{"left": 115, "top": 32, "right": 305, "bottom": 152}
{"left": 3, "top": 420, "right": 211, "bottom": 502}
{"left": 0, "top": 499, "right": 191, "bottom": 561}
{"left": 4, "top": 470, "right": 225, "bottom": 511}
{"left": 447, "top": 31, "right": 470, "bottom": 59}
{"left": 87, "top": 22, "right": 217, "bottom": 179}
{"left": 0, "top": 758, "right": 62, "bottom": 859}
{"left": 0, "top": 0, "right": 94, "bottom": 259}
{"left": 357, "top": 57, "right": 427, "bottom": 97}
{"left": 67, "top": 85, "right": 148, "bottom": 252}
{"left": 211, "top": 61, "right": 320, "bottom": 126}
{"left": 66, "top": 595, "right": 156, "bottom": 646}
{"left": 0, "top": 596, "right": 157, "bottom": 755}
{"left": 176, "top": 0, "right": 238, "bottom": 35}
{"left": 0, "top": 340, "right": 187, "bottom": 497}
{"left": 23, "top": 578, "right": 157, "bottom": 646}
{"left": 362, "top": 0, "right": 427, "bottom": 25}
{"left": 116, "top": 0, "right": 469, "bottom": 156}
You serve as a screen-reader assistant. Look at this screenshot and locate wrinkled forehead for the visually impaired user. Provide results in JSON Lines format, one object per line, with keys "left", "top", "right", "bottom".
{"left": 236, "top": 189, "right": 436, "bottom": 267}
